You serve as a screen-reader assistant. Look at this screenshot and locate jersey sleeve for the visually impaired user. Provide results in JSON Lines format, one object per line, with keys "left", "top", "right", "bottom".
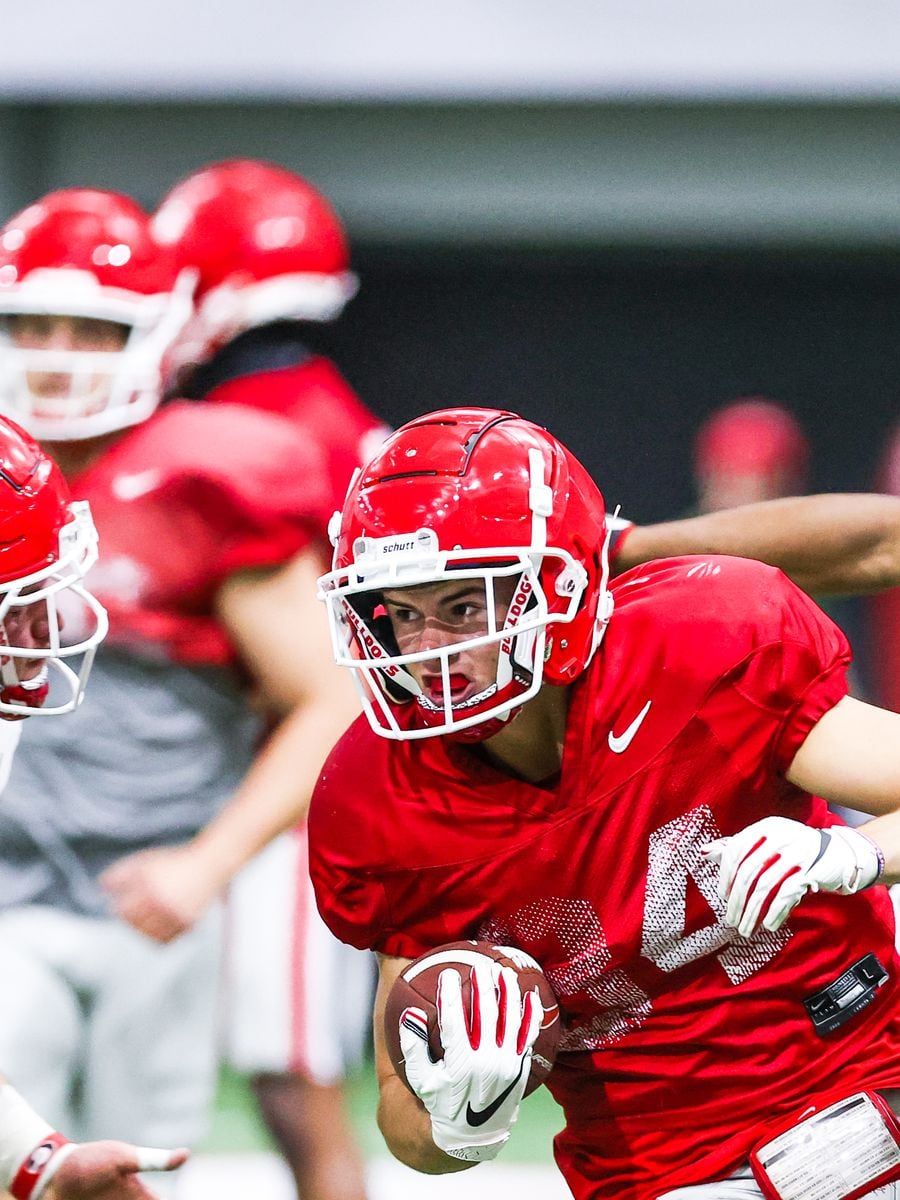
{"left": 703, "top": 562, "right": 852, "bottom": 774}
{"left": 174, "top": 471, "right": 319, "bottom": 584}
{"left": 130, "top": 401, "right": 332, "bottom": 586}
{"left": 308, "top": 721, "right": 394, "bottom": 952}
{"left": 617, "top": 557, "right": 852, "bottom": 781}
{"left": 309, "top": 720, "right": 458, "bottom": 960}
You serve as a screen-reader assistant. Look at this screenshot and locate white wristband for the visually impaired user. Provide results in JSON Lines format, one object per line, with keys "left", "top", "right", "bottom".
{"left": 0, "top": 1085, "right": 56, "bottom": 1192}
{"left": 30, "top": 1143, "right": 78, "bottom": 1200}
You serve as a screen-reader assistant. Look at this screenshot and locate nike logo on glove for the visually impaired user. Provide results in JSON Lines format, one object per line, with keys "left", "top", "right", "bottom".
{"left": 465, "top": 1058, "right": 526, "bottom": 1127}
{"left": 607, "top": 699, "right": 652, "bottom": 754}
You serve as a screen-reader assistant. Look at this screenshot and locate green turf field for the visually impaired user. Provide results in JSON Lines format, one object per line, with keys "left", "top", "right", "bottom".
{"left": 203, "top": 1063, "right": 564, "bottom": 1163}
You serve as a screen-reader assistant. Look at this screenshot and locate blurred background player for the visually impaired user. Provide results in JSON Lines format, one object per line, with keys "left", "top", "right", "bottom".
{"left": 0, "top": 186, "right": 367, "bottom": 1200}
{"left": 601, "top": 396, "right": 811, "bottom": 578}
{"left": 0, "top": 414, "right": 187, "bottom": 1200}
{"left": 692, "top": 395, "right": 810, "bottom": 513}
{"left": 154, "top": 158, "right": 386, "bottom": 491}
{"left": 116, "top": 159, "right": 384, "bottom": 1199}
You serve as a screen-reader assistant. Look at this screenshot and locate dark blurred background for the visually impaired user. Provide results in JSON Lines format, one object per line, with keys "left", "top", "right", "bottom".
{"left": 316, "top": 243, "right": 900, "bottom": 522}
{"left": 4, "top": 7, "right": 900, "bottom": 525}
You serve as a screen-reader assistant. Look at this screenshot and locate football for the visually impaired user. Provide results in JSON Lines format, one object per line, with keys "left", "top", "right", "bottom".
{"left": 384, "top": 939, "right": 561, "bottom": 1097}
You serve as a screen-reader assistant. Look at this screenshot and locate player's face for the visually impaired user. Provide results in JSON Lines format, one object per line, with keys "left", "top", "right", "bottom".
{"left": 2, "top": 593, "right": 58, "bottom": 669}
{"left": 6, "top": 313, "right": 129, "bottom": 414}
{"left": 0, "top": 591, "right": 61, "bottom": 719}
{"left": 381, "top": 576, "right": 518, "bottom": 707}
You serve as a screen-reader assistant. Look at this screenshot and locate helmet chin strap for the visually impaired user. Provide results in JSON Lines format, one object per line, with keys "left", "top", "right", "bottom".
{"left": 597, "top": 506, "right": 617, "bottom": 628}
{"left": 442, "top": 705, "right": 520, "bottom": 745}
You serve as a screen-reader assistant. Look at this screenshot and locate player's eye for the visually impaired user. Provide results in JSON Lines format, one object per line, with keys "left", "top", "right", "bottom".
{"left": 386, "top": 604, "right": 419, "bottom": 625}
{"left": 450, "top": 601, "right": 481, "bottom": 619}
{"left": 72, "top": 318, "right": 129, "bottom": 348}
{"left": 7, "top": 314, "right": 55, "bottom": 343}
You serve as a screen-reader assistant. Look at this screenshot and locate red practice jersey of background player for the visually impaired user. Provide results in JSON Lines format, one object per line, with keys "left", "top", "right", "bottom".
{"left": 191, "top": 340, "right": 389, "bottom": 513}
{"left": 309, "top": 555, "right": 900, "bottom": 1200}
{"left": 70, "top": 400, "right": 332, "bottom": 665}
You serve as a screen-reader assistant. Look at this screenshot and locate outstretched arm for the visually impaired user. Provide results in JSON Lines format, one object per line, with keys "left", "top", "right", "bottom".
{"left": 615, "top": 493, "right": 900, "bottom": 595}
{"left": 101, "top": 546, "right": 361, "bottom": 942}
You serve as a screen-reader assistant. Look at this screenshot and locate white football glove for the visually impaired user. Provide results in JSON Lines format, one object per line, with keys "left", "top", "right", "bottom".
{"left": 704, "top": 817, "right": 883, "bottom": 938}
{"left": 399, "top": 960, "right": 543, "bottom": 1163}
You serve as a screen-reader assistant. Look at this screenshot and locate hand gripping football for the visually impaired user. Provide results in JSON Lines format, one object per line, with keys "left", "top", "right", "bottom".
{"left": 384, "top": 940, "right": 561, "bottom": 1097}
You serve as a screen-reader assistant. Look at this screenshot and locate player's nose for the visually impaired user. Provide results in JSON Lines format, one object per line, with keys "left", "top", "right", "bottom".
{"left": 416, "top": 618, "right": 459, "bottom": 654}
{"left": 44, "top": 318, "right": 81, "bottom": 350}
{"left": 21, "top": 599, "right": 59, "bottom": 648}
{"left": 414, "top": 621, "right": 462, "bottom": 671}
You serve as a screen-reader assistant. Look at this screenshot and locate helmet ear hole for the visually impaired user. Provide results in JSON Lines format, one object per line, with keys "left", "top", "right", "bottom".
{"left": 553, "top": 562, "right": 588, "bottom": 599}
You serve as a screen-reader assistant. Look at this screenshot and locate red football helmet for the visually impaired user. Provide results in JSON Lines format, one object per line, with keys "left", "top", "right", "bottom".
{"left": 694, "top": 397, "right": 810, "bottom": 512}
{"left": 0, "top": 414, "right": 107, "bottom": 717}
{"left": 318, "top": 408, "right": 612, "bottom": 741}
{"left": 152, "top": 158, "right": 358, "bottom": 382}
{"left": 0, "top": 188, "right": 195, "bottom": 441}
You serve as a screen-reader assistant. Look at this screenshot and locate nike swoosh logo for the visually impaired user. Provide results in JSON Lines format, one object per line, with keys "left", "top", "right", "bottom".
{"left": 465, "top": 1057, "right": 526, "bottom": 1127}
{"left": 607, "top": 699, "right": 652, "bottom": 754}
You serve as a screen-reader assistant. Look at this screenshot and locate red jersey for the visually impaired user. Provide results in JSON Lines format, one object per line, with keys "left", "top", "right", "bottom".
{"left": 71, "top": 400, "right": 331, "bottom": 665}
{"left": 309, "top": 555, "right": 900, "bottom": 1199}
{"left": 202, "top": 356, "right": 389, "bottom": 516}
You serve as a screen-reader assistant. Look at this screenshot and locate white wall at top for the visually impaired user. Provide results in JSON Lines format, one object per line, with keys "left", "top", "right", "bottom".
{"left": 2, "top": 0, "right": 900, "bottom": 100}
{"left": 31, "top": 103, "right": 900, "bottom": 248}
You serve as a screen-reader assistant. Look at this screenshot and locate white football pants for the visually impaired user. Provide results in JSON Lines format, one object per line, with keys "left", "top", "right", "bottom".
{"left": 0, "top": 903, "right": 223, "bottom": 1149}
{"left": 222, "top": 826, "right": 374, "bottom": 1082}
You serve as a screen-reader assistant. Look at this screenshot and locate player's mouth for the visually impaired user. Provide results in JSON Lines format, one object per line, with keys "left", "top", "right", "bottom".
{"left": 2, "top": 657, "right": 48, "bottom": 685}
{"left": 421, "top": 672, "right": 474, "bottom": 705}
{"left": 17, "top": 661, "right": 48, "bottom": 685}
{"left": 0, "top": 663, "right": 50, "bottom": 718}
